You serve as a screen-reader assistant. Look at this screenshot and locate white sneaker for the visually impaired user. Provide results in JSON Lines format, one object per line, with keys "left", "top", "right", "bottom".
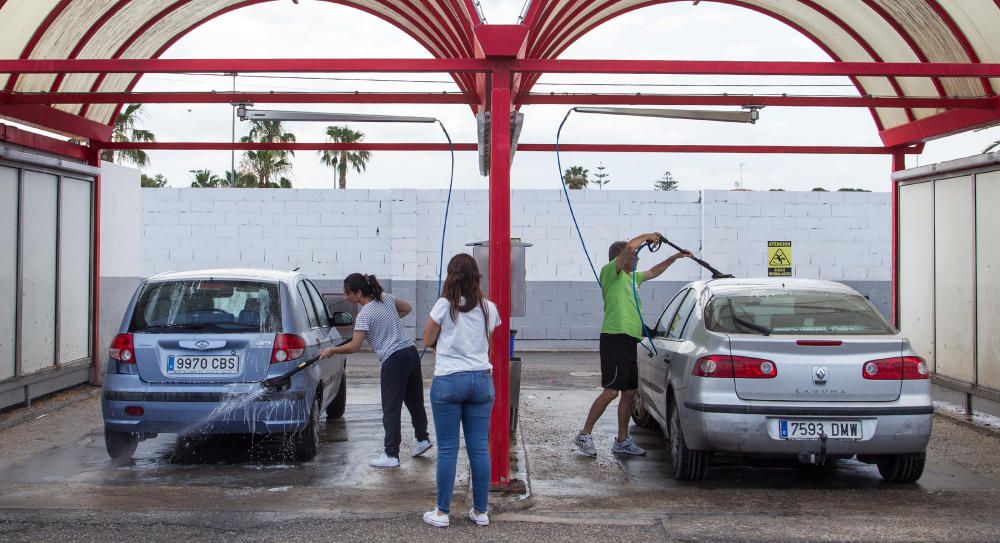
{"left": 469, "top": 508, "right": 489, "bottom": 526}
{"left": 369, "top": 452, "right": 400, "bottom": 467}
{"left": 573, "top": 433, "right": 597, "bottom": 457}
{"left": 412, "top": 440, "right": 433, "bottom": 457}
{"left": 423, "top": 509, "right": 449, "bottom": 528}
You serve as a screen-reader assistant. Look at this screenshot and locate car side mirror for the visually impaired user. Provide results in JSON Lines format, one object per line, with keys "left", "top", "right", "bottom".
{"left": 330, "top": 312, "right": 354, "bottom": 327}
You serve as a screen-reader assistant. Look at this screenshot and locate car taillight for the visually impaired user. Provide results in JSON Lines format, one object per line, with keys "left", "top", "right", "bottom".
{"left": 271, "top": 334, "right": 306, "bottom": 364}
{"left": 109, "top": 333, "right": 135, "bottom": 363}
{"left": 863, "top": 356, "right": 929, "bottom": 380}
{"left": 693, "top": 355, "right": 777, "bottom": 379}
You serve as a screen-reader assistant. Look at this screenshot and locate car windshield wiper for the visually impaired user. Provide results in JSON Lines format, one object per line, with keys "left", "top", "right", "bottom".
{"left": 727, "top": 299, "right": 771, "bottom": 336}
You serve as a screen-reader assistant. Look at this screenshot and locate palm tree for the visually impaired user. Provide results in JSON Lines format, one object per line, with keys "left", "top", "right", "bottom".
{"left": 240, "top": 150, "right": 293, "bottom": 188}
{"left": 101, "top": 103, "right": 156, "bottom": 166}
{"left": 318, "top": 126, "right": 372, "bottom": 189}
{"left": 189, "top": 169, "right": 222, "bottom": 188}
{"left": 240, "top": 120, "right": 296, "bottom": 187}
{"left": 562, "top": 165, "right": 589, "bottom": 189}
{"left": 224, "top": 170, "right": 258, "bottom": 188}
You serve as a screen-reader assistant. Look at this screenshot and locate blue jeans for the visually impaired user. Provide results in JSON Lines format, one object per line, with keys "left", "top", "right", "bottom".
{"left": 430, "top": 370, "right": 494, "bottom": 514}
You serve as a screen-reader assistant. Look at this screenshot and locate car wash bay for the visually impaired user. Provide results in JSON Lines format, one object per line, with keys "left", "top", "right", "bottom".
{"left": 2, "top": 1, "right": 1000, "bottom": 539}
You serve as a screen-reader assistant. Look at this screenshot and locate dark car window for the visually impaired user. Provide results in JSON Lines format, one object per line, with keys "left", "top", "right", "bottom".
{"left": 130, "top": 280, "right": 281, "bottom": 333}
{"left": 305, "top": 280, "right": 330, "bottom": 327}
{"left": 297, "top": 282, "right": 320, "bottom": 329}
{"left": 667, "top": 290, "right": 697, "bottom": 339}
{"left": 655, "top": 289, "right": 689, "bottom": 337}
{"left": 705, "top": 290, "right": 895, "bottom": 335}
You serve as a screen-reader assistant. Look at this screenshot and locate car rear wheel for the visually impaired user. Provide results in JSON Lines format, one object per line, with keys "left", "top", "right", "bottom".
{"left": 877, "top": 452, "right": 926, "bottom": 483}
{"left": 293, "top": 394, "right": 321, "bottom": 461}
{"left": 669, "top": 397, "right": 709, "bottom": 481}
{"left": 631, "top": 394, "right": 657, "bottom": 430}
{"left": 325, "top": 374, "right": 346, "bottom": 420}
{"left": 104, "top": 428, "right": 139, "bottom": 461}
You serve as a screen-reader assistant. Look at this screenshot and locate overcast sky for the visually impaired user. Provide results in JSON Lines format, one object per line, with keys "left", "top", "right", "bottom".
{"left": 120, "top": 0, "right": 1000, "bottom": 191}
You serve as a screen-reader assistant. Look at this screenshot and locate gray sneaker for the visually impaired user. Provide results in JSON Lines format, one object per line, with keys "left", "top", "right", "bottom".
{"left": 612, "top": 436, "right": 647, "bottom": 456}
{"left": 573, "top": 434, "right": 597, "bottom": 457}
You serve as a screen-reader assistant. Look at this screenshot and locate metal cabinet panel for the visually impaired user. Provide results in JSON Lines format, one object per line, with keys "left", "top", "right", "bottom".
{"left": 19, "top": 171, "right": 58, "bottom": 375}
{"left": 58, "top": 177, "right": 91, "bottom": 364}
{"left": 933, "top": 176, "right": 976, "bottom": 383}
{"left": 0, "top": 167, "right": 16, "bottom": 380}
{"left": 899, "top": 181, "right": 935, "bottom": 371}
{"left": 976, "top": 171, "right": 1000, "bottom": 390}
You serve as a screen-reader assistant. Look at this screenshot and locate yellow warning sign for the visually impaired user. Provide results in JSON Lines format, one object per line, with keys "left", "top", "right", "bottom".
{"left": 767, "top": 241, "right": 792, "bottom": 277}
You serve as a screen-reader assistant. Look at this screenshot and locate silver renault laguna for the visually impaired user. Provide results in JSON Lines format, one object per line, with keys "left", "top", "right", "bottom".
{"left": 633, "top": 278, "right": 932, "bottom": 482}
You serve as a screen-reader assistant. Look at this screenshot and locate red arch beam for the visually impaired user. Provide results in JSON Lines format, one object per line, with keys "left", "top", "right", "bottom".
{"left": 96, "top": 141, "right": 923, "bottom": 154}
{"left": 3, "top": 58, "right": 997, "bottom": 77}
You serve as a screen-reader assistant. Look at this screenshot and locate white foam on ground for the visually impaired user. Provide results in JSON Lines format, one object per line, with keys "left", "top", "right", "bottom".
{"left": 934, "top": 400, "right": 1000, "bottom": 432}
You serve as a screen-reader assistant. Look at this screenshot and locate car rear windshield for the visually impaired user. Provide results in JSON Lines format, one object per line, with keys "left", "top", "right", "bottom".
{"left": 705, "top": 290, "right": 895, "bottom": 336}
{"left": 130, "top": 280, "right": 281, "bottom": 333}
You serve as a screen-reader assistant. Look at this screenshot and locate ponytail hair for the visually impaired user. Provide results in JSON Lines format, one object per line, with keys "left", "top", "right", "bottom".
{"left": 343, "top": 272, "right": 384, "bottom": 302}
{"left": 442, "top": 253, "right": 485, "bottom": 322}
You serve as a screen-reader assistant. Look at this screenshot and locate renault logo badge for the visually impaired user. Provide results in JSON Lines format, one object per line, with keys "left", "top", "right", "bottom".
{"left": 813, "top": 366, "right": 828, "bottom": 385}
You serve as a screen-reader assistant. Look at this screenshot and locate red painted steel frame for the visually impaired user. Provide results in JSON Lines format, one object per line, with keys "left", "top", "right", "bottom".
{"left": 2, "top": 92, "right": 476, "bottom": 106}
{"left": 2, "top": 58, "right": 1000, "bottom": 78}
{"left": 4, "top": 91, "right": 992, "bottom": 110}
{"left": 488, "top": 68, "right": 512, "bottom": 486}
{"left": 513, "top": 59, "right": 1000, "bottom": 77}
{"left": 97, "top": 141, "right": 922, "bottom": 155}
{"left": 89, "top": 148, "right": 102, "bottom": 386}
{"left": 0, "top": 58, "right": 491, "bottom": 74}
{"left": 891, "top": 151, "right": 906, "bottom": 329}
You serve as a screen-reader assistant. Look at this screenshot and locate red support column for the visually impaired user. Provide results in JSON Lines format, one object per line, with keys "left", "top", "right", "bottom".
{"left": 488, "top": 68, "right": 512, "bottom": 486}
{"left": 890, "top": 150, "right": 907, "bottom": 328}
{"left": 89, "top": 147, "right": 102, "bottom": 385}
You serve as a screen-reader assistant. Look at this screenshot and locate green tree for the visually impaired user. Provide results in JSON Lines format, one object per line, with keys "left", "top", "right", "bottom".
{"left": 224, "top": 170, "right": 258, "bottom": 188}
{"left": 240, "top": 120, "right": 296, "bottom": 187}
{"left": 319, "top": 126, "right": 372, "bottom": 189}
{"left": 768, "top": 188, "right": 785, "bottom": 191}
{"left": 811, "top": 187, "right": 828, "bottom": 192}
{"left": 562, "top": 165, "right": 589, "bottom": 190}
{"left": 140, "top": 173, "right": 168, "bottom": 188}
{"left": 654, "top": 170, "right": 678, "bottom": 191}
{"left": 592, "top": 163, "right": 611, "bottom": 190}
{"left": 837, "top": 187, "right": 871, "bottom": 192}
{"left": 101, "top": 103, "right": 156, "bottom": 166}
{"left": 190, "top": 169, "right": 223, "bottom": 188}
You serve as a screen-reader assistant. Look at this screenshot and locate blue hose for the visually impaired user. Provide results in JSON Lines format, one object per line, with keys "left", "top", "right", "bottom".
{"left": 556, "top": 109, "right": 601, "bottom": 286}
{"left": 556, "top": 108, "right": 655, "bottom": 355}
{"left": 420, "top": 120, "right": 454, "bottom": 360}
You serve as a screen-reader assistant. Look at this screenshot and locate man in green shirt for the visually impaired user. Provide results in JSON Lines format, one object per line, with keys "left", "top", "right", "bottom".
{"left": 573, "top": 232, "right": 691, "bottom": 457}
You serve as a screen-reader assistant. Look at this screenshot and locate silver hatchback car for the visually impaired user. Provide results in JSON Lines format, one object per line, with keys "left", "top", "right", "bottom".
{"left": 633, "top": 278, "right": 932, "bottom": 482}
{"left": 101, "top": 269, "right": 353, "bottom": 462}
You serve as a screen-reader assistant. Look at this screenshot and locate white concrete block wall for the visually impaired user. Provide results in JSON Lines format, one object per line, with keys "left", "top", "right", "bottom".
{"left": 141, "top": 188, "right": 890, "bottom": 284}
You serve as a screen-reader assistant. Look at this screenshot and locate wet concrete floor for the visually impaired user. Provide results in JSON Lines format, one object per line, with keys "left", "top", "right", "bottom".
{"left": 1, "top": 352, "right": 999, "bottom": 541}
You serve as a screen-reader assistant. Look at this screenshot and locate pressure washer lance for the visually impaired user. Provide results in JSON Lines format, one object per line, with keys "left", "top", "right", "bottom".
{"left": 261, "top": 339, "right": 352, "bottom": 390}
{"left": 657, "top": 235, "right": 734, "bottom": 279}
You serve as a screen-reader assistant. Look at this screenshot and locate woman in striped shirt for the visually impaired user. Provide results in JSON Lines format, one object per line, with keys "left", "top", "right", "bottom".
{"left": 320, "top": 273, "right": 431, "bottom": 468}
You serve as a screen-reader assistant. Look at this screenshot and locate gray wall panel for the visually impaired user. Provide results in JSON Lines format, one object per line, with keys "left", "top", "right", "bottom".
{"left": 58, "top": 177, "right": 92, "bottom": 364}
{"left": 0, "top": 167, "right": 16, "bottom": 380}
{"left": 19, "top": 171, "right": 57, "bottom": 375}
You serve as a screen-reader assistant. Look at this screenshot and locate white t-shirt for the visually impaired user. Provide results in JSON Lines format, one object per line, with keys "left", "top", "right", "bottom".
{"left": 428, "top": 297, "right": 501, "bottom": 376}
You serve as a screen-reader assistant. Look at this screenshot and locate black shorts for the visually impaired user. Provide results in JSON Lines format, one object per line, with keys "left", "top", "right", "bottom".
{"left": 599, "top": 333, "right": 639, "bottom": 390}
